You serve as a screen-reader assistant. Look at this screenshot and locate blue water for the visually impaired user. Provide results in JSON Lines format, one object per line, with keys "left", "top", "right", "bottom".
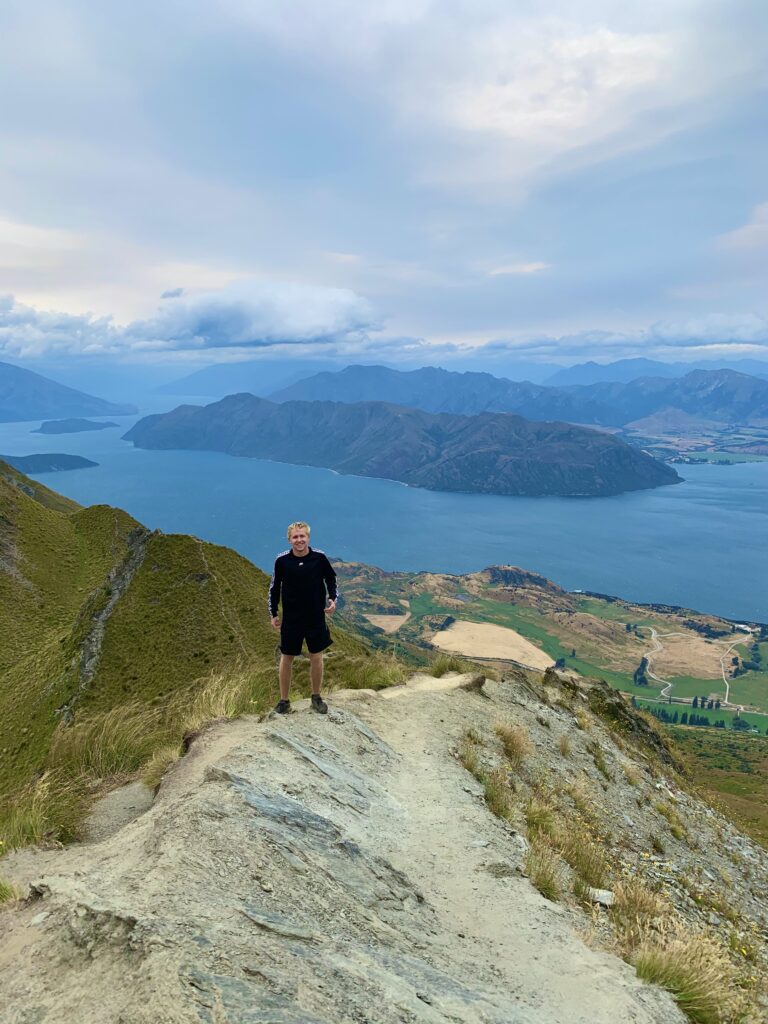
{"left": 2, "top": 400, "right": 766, "bottom": 622}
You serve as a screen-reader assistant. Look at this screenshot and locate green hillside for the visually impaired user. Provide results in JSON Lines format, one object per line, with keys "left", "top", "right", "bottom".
{"left": 0, "top": 460, "right": 388, "bottom": 850}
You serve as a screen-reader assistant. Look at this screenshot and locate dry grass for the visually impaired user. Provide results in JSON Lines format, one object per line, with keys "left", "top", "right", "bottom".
{"left": 634, "top": 927, "right": 744, "bottom": 1024}
{"left": 586, "top": 739, "right": 612, "bottom": 781}
{"left": 457, "top": 729, "right": 482, "bottom": 778}
{"left": 494, "top": 722, "right": 533, "bottom": 769}
{"left": 429, "top": 653, "right": 471, "bottom": 678}
{"left": 610, "top": 878, "right": 669, "bottom": 952}
{"left": 655, "top": 800, "right": 687, "bottom": 842}
{"left": 483, "top": 768, "right": 513, "bottom": 820}
{"left": 525, "top": 794, "right": 558, "bottom": 839}
{"left": 621, "top": 762, "right": 642, "bottom": 787}
{"left": 0, "top": 876, "right": 20, "bottom": 903}
{"left": 47, "top": 703, "right": 165, "bottom": 781}
{"left": 525, "top": 839, "right": 565, "bottom": 902}
{"left": 140, "top": 743, "right": 183, "bottom": 790}
{"left": 557, "top": 733, "right": 572, "bottom": 757}
{"left": 565, "top": 780, "right": 598, "bottom": 826}
{"left": 560, "top": 828, "right": 611, "bottom": 890}
{"left": 574, "top": 708, "right": 591, "bottom": 731}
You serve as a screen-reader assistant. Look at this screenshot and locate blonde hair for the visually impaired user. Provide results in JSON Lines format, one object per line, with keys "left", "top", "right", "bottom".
{"left": 286, "top": 521, "right": 311, "bottom": 539}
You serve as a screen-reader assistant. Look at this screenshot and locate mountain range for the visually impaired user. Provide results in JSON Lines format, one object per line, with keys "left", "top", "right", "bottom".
{"left": 0, "top": 360, "right": 135, "bottom": 422}
{"left": 123, "top": 393, "right": 680, "bottom": 497}
{"left": 271, "top": 364, "right": 768, "bottom": 428}
{"left": 543, "top": 357, "right": 768, "bottom": 387}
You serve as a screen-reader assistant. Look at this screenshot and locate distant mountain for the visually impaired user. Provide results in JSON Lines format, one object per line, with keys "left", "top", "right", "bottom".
{"left": 545, "top": 357, "right": 768, "bottom": 387}
{"left": 33, "top": 418, "right": 118, "bottom": 434}
{"left": 0, "top": 361, "right": 136, "bottom": 423}
{"left": 156, "top": 358, "right": 347, "bottom": 397}
{"left": 544, "top": 359, "right": 682, "bottom": 386}
{"left": 124, "top": 394, "right": 680, "bottom": 497}
{"left": 271, "top": 364, "right": 768, "bottom": 427}
{"left": 0, "top": 453, "right": 98, "bottom": 473}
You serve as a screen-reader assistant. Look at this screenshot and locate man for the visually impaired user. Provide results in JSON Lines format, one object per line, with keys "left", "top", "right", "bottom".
{"left": 269, "top": 521, "right": 337, "bottom": 715}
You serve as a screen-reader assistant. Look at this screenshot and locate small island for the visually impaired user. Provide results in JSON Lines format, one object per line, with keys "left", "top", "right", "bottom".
{"left": 32, "top": 418, "right": 119, "bottom": 434}
{"left": 0, "top": 453, "right": 99, "bottom": 473}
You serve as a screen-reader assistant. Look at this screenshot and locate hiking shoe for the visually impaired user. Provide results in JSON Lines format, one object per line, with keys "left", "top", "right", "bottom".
{"left": 274, "top": 699, "right": 291, "bottom": 715}
{"left": 311, "top": 693, "right": 328, "bottom": 715}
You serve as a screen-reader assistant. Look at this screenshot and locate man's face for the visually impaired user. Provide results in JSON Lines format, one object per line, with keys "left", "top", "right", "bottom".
{"left": 289, "top": 530, "right": 309, "bottom": 556}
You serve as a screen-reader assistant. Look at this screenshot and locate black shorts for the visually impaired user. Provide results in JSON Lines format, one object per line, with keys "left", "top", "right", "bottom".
{"left": 280, "top": 621, "right": 332, "bottom": 656}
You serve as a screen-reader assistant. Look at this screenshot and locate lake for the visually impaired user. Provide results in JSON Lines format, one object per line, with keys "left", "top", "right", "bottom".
{"left": 2, "top": 401, "right": 766, "bottom": 623}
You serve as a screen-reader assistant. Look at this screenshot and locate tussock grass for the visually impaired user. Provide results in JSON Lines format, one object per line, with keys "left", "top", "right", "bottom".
{"left": 494, "top": 723, "right": 533, "bottom": 769}
{"left": 574, "top": 708, "right": 591, "bottom": 731}
{"left": 525, "top": 839, "right": 565, "bottom": 902}
{"left": 610, "top": 879, "right": 668, "bottom": 952}
{"left": 634, "top": 928, "right": 742, "bottom": 1024}
{"left": 621, "top": 762, "right": 641, "bottom": 787}
{"left": 429, "top": 653, "right": 472, "bottom": 678}
{"left": 0, "top": 877, "right": 20, "bottom": 903}
{"left": 140, "top": 743, "right": 183, "bottom": 790}
{"left": 0, "top": 771, "right": 87, "bottom": 851}
{"left": 586, "top": 739, "right": 612, "bottom": 781}
{"left": 458, "top": 728, "right": 483, "bottom": 777}
{"left": 655, "top": 800, "right": 687, "bottom": 842}
{"left": 483, "top": 769, "right": 513, "bottom": 820}
{"left": 565, "top": 780, "right": 597, "bottom": 826}
{"left": 557, "top": 734, "right": 572, "bottom": 757}
{"left": 525, "top": 794, "right": 557, "bottom": 839}
{"left": 560, "top": 828, "right": 611, "bottom": 890}
{"left": 48, "top": 703, "right": 165, "bottom": 780}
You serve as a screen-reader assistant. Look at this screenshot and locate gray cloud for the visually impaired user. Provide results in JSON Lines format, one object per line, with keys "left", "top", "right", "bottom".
{"left": 480, "top": 315, "right": 768, "bottom": 361}
{"left": 160, "top": 287, "right": 185, "bottom": 299}
{"left": 0, "top": 281, "right": 380, "bottom": 358}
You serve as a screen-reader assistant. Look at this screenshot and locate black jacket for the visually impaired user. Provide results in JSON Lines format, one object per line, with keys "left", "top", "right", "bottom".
{"left": 268, "top": 548, "right": 337, "bottom": 623}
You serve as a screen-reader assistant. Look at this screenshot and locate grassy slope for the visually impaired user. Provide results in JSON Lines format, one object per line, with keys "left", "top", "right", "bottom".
{"left": 670, "top": 727, "right": 768, "bottom": 848}
{"left": 0, "top": 466, "right": 378, "bottom": 846}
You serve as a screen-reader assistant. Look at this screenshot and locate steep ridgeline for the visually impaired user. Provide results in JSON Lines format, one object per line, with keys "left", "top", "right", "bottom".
{"left": 271, "top": 364, "right": 768, "bottom": 428}
{"left": 123, "top": 394, "right": 679, "bottom": 497}
{"left": 2, "top": 672, "right": 767, "bottom": 1022}
{"left": 0, "top": 360, "right": 135, "bottom": 422}
{"left": 0, "top": 460, "right": 370, "bottom": 844}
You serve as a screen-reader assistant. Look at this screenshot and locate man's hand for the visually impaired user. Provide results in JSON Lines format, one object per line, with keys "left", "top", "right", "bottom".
{"left": 325, "top": 599, "right": 337, "bottom": 615}
{"left": 271, "top": 615, "right": 280, "bottom": 629}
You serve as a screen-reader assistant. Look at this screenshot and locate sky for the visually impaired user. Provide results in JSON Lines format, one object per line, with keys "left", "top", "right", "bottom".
{"left": 0, "top": 0, "right": 767, "bottom": 374}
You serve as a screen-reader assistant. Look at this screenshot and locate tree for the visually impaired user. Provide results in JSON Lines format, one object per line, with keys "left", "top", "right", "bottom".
{"left": 707, "top": 699, "right": 714, "bottom": 710}
{"left": 692, "top": 696, "right": 699, "bottom": 708}
{"left": 633, "top": 657, "right": 649, "bottom": 687}
{"left": 571, "top": 648, "right": 576, "bottom": 658}
{"left": 672, "top": 711, "right": 679, "bottom": 723}
{"left": 680, "top": 712, "right": 688, "bottom": 725}
{"left": 715, "top": 700, "right": 721, "bottom": 710}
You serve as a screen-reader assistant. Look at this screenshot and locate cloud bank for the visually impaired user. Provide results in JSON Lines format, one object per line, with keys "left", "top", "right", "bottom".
{"left": 0, "top": 282, "right": 379, "bottom": 358}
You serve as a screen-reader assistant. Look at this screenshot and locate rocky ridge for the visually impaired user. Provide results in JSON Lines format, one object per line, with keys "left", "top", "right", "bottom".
{"left": 1, "top": 670, "right": 766, "bottom": 1023}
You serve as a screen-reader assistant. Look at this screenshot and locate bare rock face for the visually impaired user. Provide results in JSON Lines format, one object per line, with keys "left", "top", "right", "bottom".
{"left": 0, "top": 682, "right": 686, "bottom": 1024}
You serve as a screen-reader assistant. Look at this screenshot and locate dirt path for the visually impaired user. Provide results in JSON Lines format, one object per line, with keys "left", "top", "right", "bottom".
{"left": 341, "top": 677, "right": 682, "bottom": 1024}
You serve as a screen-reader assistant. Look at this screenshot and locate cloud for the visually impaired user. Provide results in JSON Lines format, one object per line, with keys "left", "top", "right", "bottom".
{"left": 0, "top": 281, "right": 380, "bottom": 358}
{"left": 719, "top": 202, "right": 768, "bottom": 251}
{"left": 160, "top": 287, "right": 185, "bottom": 299}
{"left": 479, "top": 314, "right": 768, "bottom": 360}
{"left": 488, "top": 262, "right": 550, "bottom": 276}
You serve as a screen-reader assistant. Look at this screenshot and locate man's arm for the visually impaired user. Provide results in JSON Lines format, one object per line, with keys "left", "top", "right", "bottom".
{"left": 268, "top": 557, "right": 283, "bottom": 625}
{"left": 321, "top": 554, "right": 337, "bottom": 613}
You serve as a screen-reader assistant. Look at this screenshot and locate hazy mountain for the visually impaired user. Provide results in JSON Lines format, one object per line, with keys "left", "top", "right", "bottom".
{"left": 155, "top": 358, "right": 348, "bottom": 397}
{"left": 271, "top": 364, "right": 768, "bottom": 427}
{"left": 545, "top": 357, "right": 768, "bottom": 387}
{"left": 124, "top": 393, "right": 680, "bottom": 497}
{"left": 0, "top": 360, "right": 136, "bottom": 422}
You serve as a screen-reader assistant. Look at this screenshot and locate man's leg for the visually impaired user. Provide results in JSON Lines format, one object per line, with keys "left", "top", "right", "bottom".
{"left": 309, "top": 652, "right": 324, "bottom": 695}
{"left": 279, "top": 654, "right": 295, "bottom": 700}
